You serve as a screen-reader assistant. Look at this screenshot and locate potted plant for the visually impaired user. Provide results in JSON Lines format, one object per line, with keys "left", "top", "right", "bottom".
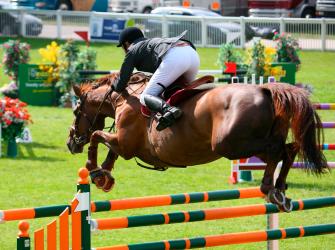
{"left": 272, "top": 32, "right": 300, "bottom": 84}
{"left": 0, "top": 97, "right": 32, "bottom": 157}
{"left": 37, "top": 40, "right": 98, "bottom": 107}
{"left": 1, "top": 40, "right": 30, "bottom": 98}
{"left": 274, "top": 32, "right": 301, "bottom": 69}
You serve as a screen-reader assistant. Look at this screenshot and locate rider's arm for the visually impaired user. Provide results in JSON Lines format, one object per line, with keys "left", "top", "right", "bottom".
{"left": 113, "top": 52, "right": 135, "bottom": 92}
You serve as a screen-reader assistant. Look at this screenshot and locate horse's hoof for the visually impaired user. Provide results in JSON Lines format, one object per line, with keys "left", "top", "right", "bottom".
{"left": 282, "top": 197, "right": 293, "bottom": 213}
{"left": 268, "top": 189, "right": 285, "bottom": 206}
{"left": 102, "top": 171, "right": 115, "bottom": 192}
{"left": 89, "top": 168, "right": 105, "bottom": 189}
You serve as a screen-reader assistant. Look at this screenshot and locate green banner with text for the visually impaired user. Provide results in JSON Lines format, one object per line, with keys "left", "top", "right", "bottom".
{"left": 19, "top": 64, "right": 56, "bottom": 106}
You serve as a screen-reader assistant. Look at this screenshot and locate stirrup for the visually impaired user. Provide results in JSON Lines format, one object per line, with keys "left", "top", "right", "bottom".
{"left": 168, "top": 107, "right": 183, "bottom": 119}
{"left": 156, "top": 115, "right": 174, "bottom": 131}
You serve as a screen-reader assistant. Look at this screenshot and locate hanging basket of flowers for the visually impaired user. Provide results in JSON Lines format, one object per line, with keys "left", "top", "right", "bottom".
{"left": 0, "top": 97, "right": 32, "bottom": 142}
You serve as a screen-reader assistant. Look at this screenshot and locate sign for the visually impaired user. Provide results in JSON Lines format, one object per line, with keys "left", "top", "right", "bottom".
{"left": 271, "top": 62, "right": 296, "bottom": 85}
{"left": 16, "top": 127, "right": 33, "bottom": 144}
{"left": 18, "top": 64, "right": 56, "bottom": 106}
{"left": 90, "top": 16, "right": 126, "bottom": 42}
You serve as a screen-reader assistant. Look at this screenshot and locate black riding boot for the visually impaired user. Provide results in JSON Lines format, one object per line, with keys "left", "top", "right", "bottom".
{"left": 143, "top": 95, "right": 183, "bottom": 131}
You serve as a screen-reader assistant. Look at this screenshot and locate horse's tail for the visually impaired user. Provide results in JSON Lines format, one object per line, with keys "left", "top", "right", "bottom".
{"left": 262, "top": 83, "right": 329, "bottom": 175}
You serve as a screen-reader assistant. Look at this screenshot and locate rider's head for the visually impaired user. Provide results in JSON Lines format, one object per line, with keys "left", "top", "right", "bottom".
{"left": 117, "top": 27, "right": 144, "bottom": 53}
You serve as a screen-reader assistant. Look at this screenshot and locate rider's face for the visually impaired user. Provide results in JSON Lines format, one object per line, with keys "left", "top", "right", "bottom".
{"left": 122, "top": 42, "right": 130, "bottom": 53}
{"left": 122, "top": 45, "right": 127, "bottom": 53}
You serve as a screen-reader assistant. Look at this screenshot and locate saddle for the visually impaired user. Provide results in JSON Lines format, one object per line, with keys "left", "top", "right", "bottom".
{"left": 141, "top": 75, "right": 215, "bottom": 117}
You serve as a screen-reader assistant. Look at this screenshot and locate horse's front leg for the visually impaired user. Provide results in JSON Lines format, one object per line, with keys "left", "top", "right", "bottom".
{"left": 86, "top": 130, "right": 121, "bottom": 192}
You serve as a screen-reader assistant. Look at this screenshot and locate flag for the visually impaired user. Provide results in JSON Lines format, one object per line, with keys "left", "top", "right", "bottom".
{"left": 75, "top": 31, "right": 89, "bottom": 46}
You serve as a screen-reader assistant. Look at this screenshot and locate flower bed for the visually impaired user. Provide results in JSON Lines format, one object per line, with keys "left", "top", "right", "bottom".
{"left": 0, "top": 97, "right": 31, "bottom": 141}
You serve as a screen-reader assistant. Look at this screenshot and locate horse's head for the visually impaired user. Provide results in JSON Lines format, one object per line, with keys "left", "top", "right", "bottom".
{"left": 67, "top": 83, "right": 108, "bottom": 154}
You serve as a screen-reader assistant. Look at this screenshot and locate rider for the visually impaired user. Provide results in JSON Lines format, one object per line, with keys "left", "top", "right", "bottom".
{"left": 112, "top": 27, "right": 200, "bottom": 131}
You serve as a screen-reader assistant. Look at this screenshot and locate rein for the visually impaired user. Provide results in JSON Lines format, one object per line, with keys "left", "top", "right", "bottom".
{"left": 114, "top": 73, "right": 149, "bottom": 106}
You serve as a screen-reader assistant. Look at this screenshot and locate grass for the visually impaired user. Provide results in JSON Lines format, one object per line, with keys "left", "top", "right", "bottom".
{"left": 0, "top": 38, "right": 334, "bottom": 249}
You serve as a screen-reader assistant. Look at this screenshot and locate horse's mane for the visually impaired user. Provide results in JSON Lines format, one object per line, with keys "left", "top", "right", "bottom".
{"left": 79, "top": 72, "right": 151, "bottom": 93}
{"left": 79, "top": 73, "right": 118, "bottom": 93}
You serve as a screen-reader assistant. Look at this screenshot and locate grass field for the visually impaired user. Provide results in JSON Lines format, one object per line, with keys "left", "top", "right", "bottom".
{"left": 0, "top": 38, "right": 334, "bottom": 249}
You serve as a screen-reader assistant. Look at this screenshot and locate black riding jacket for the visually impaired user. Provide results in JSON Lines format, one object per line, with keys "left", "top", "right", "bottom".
{"left": 113, "top": 31, "right": 195, "bottom": 92}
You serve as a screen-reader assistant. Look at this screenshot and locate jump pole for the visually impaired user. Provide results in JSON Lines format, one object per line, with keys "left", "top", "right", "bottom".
{"left": 93, "top": 223, "right": 335, "bottom": 250}
{"left": 0, "top": 188, "right": 264, "bottom": 222}
{"left": 91, "top": 196, "right": 335, "bottom": 230}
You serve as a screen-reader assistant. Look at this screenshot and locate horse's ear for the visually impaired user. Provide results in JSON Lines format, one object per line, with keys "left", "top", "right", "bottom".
{"left": 72, "top": 84, "right": 82, "bottom": 97}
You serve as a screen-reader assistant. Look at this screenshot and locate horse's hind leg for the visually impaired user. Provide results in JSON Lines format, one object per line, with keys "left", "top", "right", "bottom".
{"left": 260, "top": 160, "right": 283, "bottom": 203}
{"left": 257, "top": 137, "right": 287, "bottom": 207}
{"left": 274, "top": 143, "right": 299, "bottom": 212}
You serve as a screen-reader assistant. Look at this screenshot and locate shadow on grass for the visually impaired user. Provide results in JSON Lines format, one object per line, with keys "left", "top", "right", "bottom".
{"left": 20, "top": 142, "right": 60, "bottom": 149}
{"left": 8, "top": 156, "right": 65, "bottom": 162}
{"left": 3, "top": 143, "right": 66, "bottom": 162}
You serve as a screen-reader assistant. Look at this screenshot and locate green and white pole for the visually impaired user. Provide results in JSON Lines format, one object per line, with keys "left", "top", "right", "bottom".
{"left": 77, "top": 168, "right": 91, "bottom": 250}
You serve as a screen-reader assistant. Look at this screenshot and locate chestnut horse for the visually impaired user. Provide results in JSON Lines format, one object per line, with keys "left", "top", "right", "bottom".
{"left": 67, "top": 72, "right": 329, "bottom": 212}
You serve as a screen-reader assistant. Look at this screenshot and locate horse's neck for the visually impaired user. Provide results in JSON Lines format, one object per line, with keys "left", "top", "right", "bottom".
{"left": 87, "top": 87, "right": 115, "bottom": 118}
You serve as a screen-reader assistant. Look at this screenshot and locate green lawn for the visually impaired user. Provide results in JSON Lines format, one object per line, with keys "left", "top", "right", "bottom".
{"left": 0, "top": 38, "right": 334, "bottom": 250}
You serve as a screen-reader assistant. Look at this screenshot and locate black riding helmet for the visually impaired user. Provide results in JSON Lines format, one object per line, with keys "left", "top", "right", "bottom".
{"left": 117, "top": 27, "right": 144, "bottom": 47}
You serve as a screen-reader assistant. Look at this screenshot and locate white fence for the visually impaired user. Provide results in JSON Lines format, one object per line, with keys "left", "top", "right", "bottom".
{"left": 1, "top": 9, "right": 335, "bottom": 50}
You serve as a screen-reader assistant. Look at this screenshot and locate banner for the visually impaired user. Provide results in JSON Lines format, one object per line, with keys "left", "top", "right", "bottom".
{"left": 18, "top": 64, "right": 56, "bottom": 106}
{"left": 90, "top": 16, "right": 126, "bottom": 42}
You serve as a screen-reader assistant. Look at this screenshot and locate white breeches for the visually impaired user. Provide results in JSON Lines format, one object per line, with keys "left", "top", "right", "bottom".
{"left": 140, "top": 45, "right": 200, "bottom": 105}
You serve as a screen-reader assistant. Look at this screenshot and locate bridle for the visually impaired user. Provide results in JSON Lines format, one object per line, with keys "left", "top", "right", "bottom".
{"left": 72, "top": 72, "right": 149, "bottom": 146}
{"left": 72, "top": 86, "right": 114, "bottom": 146}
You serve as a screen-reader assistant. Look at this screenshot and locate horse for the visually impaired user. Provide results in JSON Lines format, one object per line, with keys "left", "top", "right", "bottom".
{"left": 67, "top": 72, "right": 329, "bottom": 212}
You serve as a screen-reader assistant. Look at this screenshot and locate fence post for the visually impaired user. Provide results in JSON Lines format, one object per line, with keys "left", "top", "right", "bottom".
{"left": 321, "top": 18, "right": 326, "bottom": 51}
{"left": 240, "top": 16, "right": 246, "bottom": 49}
{"left": 19, "top": 10, "right": 26, "bottom": 36}
{"left": 201, "top": 17, "right": 207, "bottom": 47}
{"left": 162, "top": 14, "right": 168, "bottom": 38}
{"left": 280, "top": 17, "right": 285, "bottom": 34}
{"left": 56, "top": 10, "right": 62, "bottom": 39}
